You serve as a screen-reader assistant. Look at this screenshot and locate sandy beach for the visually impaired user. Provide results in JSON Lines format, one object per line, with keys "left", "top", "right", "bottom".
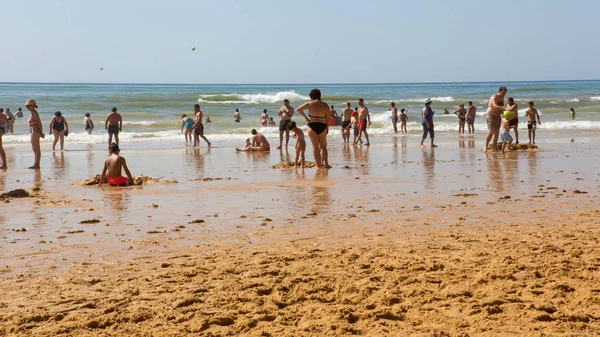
{"left": 1, "top": 132, "right": 600, "bottom": 336}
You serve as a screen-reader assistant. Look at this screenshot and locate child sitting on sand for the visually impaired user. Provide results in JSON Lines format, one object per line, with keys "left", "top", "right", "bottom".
{"left": 100, "top": 143, "right": 134, "bottom": 186}
{"left": 288, "top": 121, "right": 306, "bottom": 168}
{"left": 500, "top": 117, "right": 513, "bottom": 153}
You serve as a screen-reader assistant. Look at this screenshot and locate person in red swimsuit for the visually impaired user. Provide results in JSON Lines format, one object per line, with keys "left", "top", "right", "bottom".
{"left": 100, "top": 143, "right": 134, "bottom": 186}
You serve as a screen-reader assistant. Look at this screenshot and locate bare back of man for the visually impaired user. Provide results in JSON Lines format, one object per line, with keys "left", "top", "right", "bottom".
{"left": 100, "top": 148, "right": 133, "bottom": 186}
{"left": 105, "top": 111, "right": 122, "bottom": 146}
{"left": 237, "top": 133, "right": 270, "bottom": 152}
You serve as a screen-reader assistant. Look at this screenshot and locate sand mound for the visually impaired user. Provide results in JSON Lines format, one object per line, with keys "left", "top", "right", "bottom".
{"left": 271, "top": 161, "right": 318, "bottom": 169}
{"left": 487, "top": 143, "right": 539, "bottom": 151}
{"left": 1, "top": 189, "right": 30, "bottom": 198}
{"left": 74, "top": 175, "right": 177, "bottom": 186}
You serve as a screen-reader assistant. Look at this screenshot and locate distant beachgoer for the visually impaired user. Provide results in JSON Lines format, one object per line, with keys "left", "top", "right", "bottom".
{"left": 0, "top": 112, "right": 6, "bottom": 169}
{"left": 5, "top": 108, "right": 14, "bottom": 134}
{"left": 443, "top": 108, "right": 449, "bottom": 115}
{"left": 391, "top": 102, "right": 398, "bottom": 133}
{"left": 49, "top": 111, "right": 69, "bottom": 151}
{"left": 484, "top": 86, "right": 507, "bottom": 152}
{"left": 356, "top": 98, "right": 371, "bottom": 145}
{"left": 105, "top": 107, "right": 122, "bottom": 147}
{"left": 288, "top": 121, "right": 306, "bottom": 167}
{"left": 330, "top": 105, "right": 339, "bottom": 119}
{"left": 205, "top": 116, "right": 212, "bottom": 123}
{"left": 340, "top": 103, "right": 353, "bottom": 142}
{"left": 0, "top": 109, "right": 5, "bottom": 134}
{"left": 420, "top": 98, "right": 436, "bottom": 148}
{"left": 506, "top": 97, "right": 519, "bottom": 144}
{"left": 236, "top": 129, "right": 270, "bottom": 151}
{"left": 297, "top": 88, "right": 331, "bottom": 168}
{"left": 269, "top": 117, "right": 276, "bottom": 127}
{"left": 16, "top": 107, "right": 24, "bottom": 118}
{"left": 192, "top": 104, "right": 211, "bottom": 147}
{"left": 100, "top": 142, "right": 134, "bottom": 186}
{"left": 233, "top": 109, "right": 242, "bottom": 122}
{"left": 454, "top": 104, "right": 467, "bottom": 134}
{"left": 466, "top": 101, "right": 476, "bottom": 134}
{"left": 260, "top": 109, "right": 269, "bottom": 126}
{"left": 400, "top": 108, "right": 408, "bottom": 134}
{"left": 26, "top": 99, "right": 44, "bottom": 169}
{"left": 84, "top": 113, "right": 94, "bottom": 134}
{"left": 277, "top": 99, "right": 294, "bottom": 149}
{"left": 525, "top": 101, "right": 541, "bottom": 145}
{"left": 500, "top": 117, "right": 513, "bottom": 153}
{"left": 569, "top": 108, "right": 575, "bottom": 120}
{"left": 181, "top": 114, "right": 194, "bottom": 143}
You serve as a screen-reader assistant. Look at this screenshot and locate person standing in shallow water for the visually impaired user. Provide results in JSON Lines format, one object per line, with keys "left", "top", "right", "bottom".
{"left": 0, "top": 111, "right": 7, "bottom": 169}
{"left": 466, "top": 101, "right": 476, "bottom": 134}
{"left": 390, "top": 102, "right": 398, "bottom": 133}
{"left": 297, "top": 89, "right": 331, "bottom": 168}
{"left": 191, "top": 104, "right": 211, "bottom": 147}
{"left": 84, "top": 113, "right": 94, "bottom": 134}
{"left": 484, "top": 86, "right": 507, "bottom": 152}
{"left": 356, "top": 98, "right": 371, "bottom": 145}
{"left": 569, "top": 108, "right": 575, "bottom": 120}
{"left": 26, "top": 99, "right": 44, "bottom": 169}
{"left": 276, "top": 99, "right": 294, "bottom": 149}
{"left": 105, "top": 107, "right": 122, "bottom": 147}
{"left": 340, "top": 102, "right": 353, "bottom": 142}
{"left": 233, "top": 109, "right": 242, "bottom": 122}
{"left": 49, "top": 111, "right": 69, "bottom": 151}
{"left": 506, "top": 97, "right": 519, "bottom": 144}
{"left": 454, "top": 104, "right": 467, "bottom": 134}
{"left": 420, "top": 98, "right": 437, "bottom": 148}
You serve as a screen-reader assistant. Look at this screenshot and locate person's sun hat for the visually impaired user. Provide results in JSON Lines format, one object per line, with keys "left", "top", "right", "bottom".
{"left": 25, "top": 99, "right": 37, "bottom": 106}
{"left": 425, "top": 98, "right": 432, "bottom": 104}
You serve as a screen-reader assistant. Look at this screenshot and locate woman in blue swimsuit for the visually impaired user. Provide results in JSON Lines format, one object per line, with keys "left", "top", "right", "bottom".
{"left": 181, "top": 114, "right": 194, "bottom": 144}
{"left": 296, "top": 89, "right": 331, "bottom": 168}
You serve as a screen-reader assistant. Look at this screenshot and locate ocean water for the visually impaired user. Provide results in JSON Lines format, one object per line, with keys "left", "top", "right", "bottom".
{"left": 1, "top": 81, "right": 599, "bottom": 145}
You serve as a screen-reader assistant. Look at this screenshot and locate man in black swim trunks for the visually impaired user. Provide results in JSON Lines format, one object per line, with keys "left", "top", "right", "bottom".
{"left": 340, "top": 102, "right": 353, "bottom": 142}
{"left": 276, "top": 99, "right": 294, "bottom": 149}
{"left": 192, "top": 104, "right": 211, "bottom": 147}
{"left": 105, "top": 107, "right": 122, "bottom": 146}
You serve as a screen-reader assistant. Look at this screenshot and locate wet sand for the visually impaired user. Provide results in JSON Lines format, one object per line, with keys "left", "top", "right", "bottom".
{"left": 1, "top": 132, "right": 600, "bottom": 335}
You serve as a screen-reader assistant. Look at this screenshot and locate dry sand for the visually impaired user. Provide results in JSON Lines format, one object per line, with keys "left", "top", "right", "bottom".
{"left": 1, "top": 135, "right": 600, "bottom": 335}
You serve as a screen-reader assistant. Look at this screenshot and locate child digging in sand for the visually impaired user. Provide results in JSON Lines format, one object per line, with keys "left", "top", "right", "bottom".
{"left": 100, "top": 143, "right": 134, "bottom": 186}
{"left": 500, "top": 116, "right": 513, "bottom": 153}
{"left": 288, "top": 121, "right": 306, "bottom": 168}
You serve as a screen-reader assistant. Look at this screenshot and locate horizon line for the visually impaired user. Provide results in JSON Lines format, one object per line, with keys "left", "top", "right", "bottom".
{"left": 1, "top": 79, "right": 599, "bottom": 86}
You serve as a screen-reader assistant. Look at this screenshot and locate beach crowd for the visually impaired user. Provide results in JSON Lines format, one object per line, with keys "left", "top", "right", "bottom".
{"left": 0, "top": 86, "right": 550, "bottom": 183}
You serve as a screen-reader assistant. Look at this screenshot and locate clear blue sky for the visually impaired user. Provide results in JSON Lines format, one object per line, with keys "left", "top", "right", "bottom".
{"left": 2, "top": 0, "right": 598, "bottom": 84}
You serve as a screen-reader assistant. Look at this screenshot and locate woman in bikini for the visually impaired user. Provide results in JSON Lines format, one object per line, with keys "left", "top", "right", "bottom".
{"left": 26, "top": 99, "right": 44, "bottom": 169}
{"left": 49, "top": 111, "right": 69, "bottom": 151}
{"left": 0, "top": 112, "right": 7, "bottom": 169}
{"left": 296, "top": 89, "right": 331, "bottom": 168}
